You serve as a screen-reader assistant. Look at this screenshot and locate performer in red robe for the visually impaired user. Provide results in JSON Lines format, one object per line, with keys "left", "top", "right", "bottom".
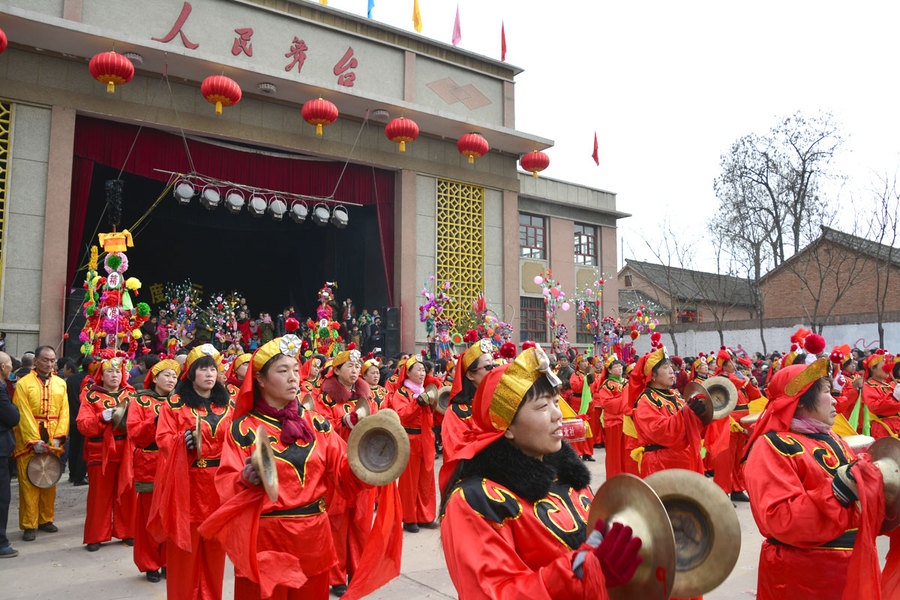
{"left": 596, "top": 358, "right": 627, "bottom": 478}
{"left": 386, "top": 355, "right": 436, "bottom": 532}
{"left": 128, "top": 357, "right": 180, "bottom": 582}
{"left": 317, "top": 346, "right": 378, "bottom": 597}
{"left": 438, "top": 338, "right": 495, "bottom": 491}
{"left": 361, "top": 356, "right": 388, "bottom": 408}
{"left": 569, "top": 355, "right": 597, "bottom": 461}
{"left": 440, "top": 344, "right": 642, "bottom": 599}
{"left": 297, "top": 355, "right": 325, "bottom": 403}
{"left": 225, "top": 353, "right": 251, "bottom": 404}
{"left": 861, "top": 351, "right": 899, "bottom": 439}
{"left": 630, "top": 348, "right": 705, "bottom": 477}
{"left": 709, "top": 348, "right": 762, "bottom": 501}
{"left": 150, "top": 344, "right": 232, "bottom": 600}
{"left": 832, "top": 344, "right": 862, "bottom": 421}
{"left": 744, "top": 357, "right": 886, "bottom": 600}
{"left": 200, "top": 332, "right": 401, "bottom": 600}
{"left": 76, "top": 354, "right": 136, "bottom": 551}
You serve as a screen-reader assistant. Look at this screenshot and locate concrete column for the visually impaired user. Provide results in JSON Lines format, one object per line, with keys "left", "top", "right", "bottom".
{"left": 395, "top": 169, "right": 418, "bottom": 351}
{"left": 38, "top": 106, "right": 75, "bottom": 346}
{"left": 548, "top": 217, "right": 575, "bottom": 339}
{"left": 503, "top": 81, "right": 515, "bottom": 129}
{"left": 502, "top": 190, "right": 519, "bottom": 325}
{"left": 403, "top": 51, "right": 416, "bottom": 103}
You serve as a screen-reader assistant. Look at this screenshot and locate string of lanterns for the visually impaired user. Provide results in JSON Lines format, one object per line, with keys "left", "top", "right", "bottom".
{"left": 161, "top": 170, "right": 354, "bottom": 228}
{"left": 83, "top": 47, "right": 550, "bottom": 174}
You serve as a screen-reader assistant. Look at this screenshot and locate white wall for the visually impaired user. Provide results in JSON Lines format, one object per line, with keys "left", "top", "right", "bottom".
{"left": 630, "top": 321, "right": 900, "bottom": 357}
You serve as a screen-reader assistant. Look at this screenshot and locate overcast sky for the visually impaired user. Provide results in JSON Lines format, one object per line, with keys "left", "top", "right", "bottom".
{"left": 331, "top": 0, "right": 900, "bottom": 273}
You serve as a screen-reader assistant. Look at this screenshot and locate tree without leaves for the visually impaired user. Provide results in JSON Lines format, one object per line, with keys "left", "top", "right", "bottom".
{"left": 868, "top": 174, "right": 900, "bottom": 347}
{"left": 715, "top": 111, "right": 842, "bottom": 268}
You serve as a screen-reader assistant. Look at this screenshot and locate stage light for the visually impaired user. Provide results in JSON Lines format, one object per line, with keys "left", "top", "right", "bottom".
{"left": 200, "top": 186, "right": 221, "bottom": 210}
{"left": 248, "top": 195, "right": 267, "bottom": 217}
{"left": 312, "top": 203, "right": 330, "bottom": 227}
{"left": 289, "top": 202, "right": 308, "bottom": 224}
{"left": 225, "top": 189, "right": 244, "bottom": 214}
{"left": 269, "top": 196, "right": 287, "bottom": 221}
{"left": 331, "top": 205, "right": 349, "bottom": 229}
{"left": 174, "top": 179, "right": 195, "bottom": 205}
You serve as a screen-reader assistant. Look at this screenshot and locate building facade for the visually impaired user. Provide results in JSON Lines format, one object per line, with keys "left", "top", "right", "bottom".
{"left": 0, "top": 0, "right": 623, "bottom": 357}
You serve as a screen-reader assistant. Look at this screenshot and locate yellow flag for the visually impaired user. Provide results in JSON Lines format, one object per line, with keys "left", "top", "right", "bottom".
{"left": 320, "top": 0, "right": 328, "bottom": 4}
{"left": 413, "top": 0, "right": 422, "bottom": 32}
{"left": 832, "top": 413, "right": 858, "bottom": 437}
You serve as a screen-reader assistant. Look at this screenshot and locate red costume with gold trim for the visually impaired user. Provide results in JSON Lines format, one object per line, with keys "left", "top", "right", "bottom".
{"left": 596, "top": 376, "right": 626, "bottom": 477}
{"left": 834, "top": 373, "right": 861, "bottom": 421}
{"left": 77, "top": 384, "right": 136, "bottom": 544}
{"left": 862, "top": 377, "right": 899, "bottom": 439}
{"left": 128, "top": 387, "right": 169, "bottom": 573}
{"left": 388, "top": 384, "right": 436, "bottom": 524}
{"left": 568, "top": 371, "right": 596, "bottom": 457}
{"left": 318, "top": 377, "right": 378, "bottom": 589}
{"left": 709, "top": 373, "right": 760, "bottom": 495}
{"left": 152, "top": 392, "right": 233, "bottom": 600}
{"left": 442, "top": 465, "right": 605, "bottom": 599}
{"left": 745, "top": 429, "right": 861, "bottom": 599}
{"left": 633, "top": 386, "right": 703, "bottom": 477}
{"left": 212, "top": 406, "right": 367, "bottom": 598}
{"left": 370, "top": 384, "right": 388, "bottom": 409}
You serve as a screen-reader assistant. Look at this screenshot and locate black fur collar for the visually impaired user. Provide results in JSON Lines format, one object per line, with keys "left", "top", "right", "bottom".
{"left": 174, "top": 379, "right": 230, "bottom": 409}
{"left": 458, "top": 437, "right": 591, "bottom": 503}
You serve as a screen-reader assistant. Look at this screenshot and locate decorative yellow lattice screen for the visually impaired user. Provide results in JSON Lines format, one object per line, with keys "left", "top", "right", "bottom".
{"left": 0, "top": 101, "right": 10, "bottom": 293}
{"left": 436, "top": 179, "right": 484, "bottom": 332}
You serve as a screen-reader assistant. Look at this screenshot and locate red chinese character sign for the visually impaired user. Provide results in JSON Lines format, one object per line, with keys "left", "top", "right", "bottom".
{"left": 284, "top": 37, "right": 309, "bottom": 72}
{"left": 333, "top": 46, "right": 358, "bottom": 87}
{"left": 232, "top": 28, "right": 253, "bottom": 57}
{"left": 151, "top": 1, "right": 199, "bottom": 50}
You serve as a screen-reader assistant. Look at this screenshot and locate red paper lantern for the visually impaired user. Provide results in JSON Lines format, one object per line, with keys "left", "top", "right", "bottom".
{"left": 0, "top": 28, "right": 7, "bottom": 54}
{"left": 89, "top": 51, "right": 134, "bottom": 94}
{"left": 302, "top": 97, "right": 339, "bottom": 136}
{"left": 457, "top": 133, "right": 489, "bottom": 164}
{"left": 201, "top": 75, "right": 242, "bottom": 115}
{"left": 384, "top": 117, "right": 419, "bottom": 152}
{"left": 520, "top": 150, "right": 550, "bottom": 178}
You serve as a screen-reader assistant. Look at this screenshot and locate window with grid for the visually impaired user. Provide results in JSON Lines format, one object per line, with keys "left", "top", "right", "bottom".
{"left": 519, "top": 297, "right": 547, "bottom": 342}
{"left": 576, "top": 312, "right": 593, "bottom": 344}
{"left": 519, "top": 213, "right": 546, "bottom": 259}
{"left": 574, "top": 223, "right": 597, "bottom": 265}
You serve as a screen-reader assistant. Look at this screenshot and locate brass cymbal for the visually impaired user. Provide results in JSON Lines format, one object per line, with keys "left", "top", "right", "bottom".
{"left": 703, "top": 376, "right": 739, "bottom": 419}
{"left": 347, "top": 410, "right": 410, "bottom": 486}
{"left": 588, "top": 474, "right": 676, "bottom": 600}
{"left": 868, "top": 437, "right": 900, "bottom": 533}
{"left": 682, "top": 382, "right": 714, "bottom": 426}
{"left": 435, "top": 385, "right": 452, "bottom": 415}
{"left": 26, "top": 453, "right": 62, "bottom": 489}
{"left": 110, "top": 400, "right": 129, "bottom": 432}
{"left": 645, "top": 469, "right": 741, "bottom": 598}
{"left": 251, "top": 425, "right": 279, "bottom": 503}
{"left": 843, "top": 435, "right": 874, "bottom": 453}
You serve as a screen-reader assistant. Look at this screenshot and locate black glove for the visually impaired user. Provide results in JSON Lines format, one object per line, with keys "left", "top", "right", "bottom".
{"left": 832, "top": 461, "right": 859, "bottom": 506}
{"left": 687, "top": 397, "right": 706, "bottom": 419}
{"left": 417, "top": 396, "right": 429, "bottom": 407}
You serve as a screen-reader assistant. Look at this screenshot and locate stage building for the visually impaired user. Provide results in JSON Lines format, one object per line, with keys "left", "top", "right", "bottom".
{"left": 0, "top": 0, "right": 625, "bottom": 357}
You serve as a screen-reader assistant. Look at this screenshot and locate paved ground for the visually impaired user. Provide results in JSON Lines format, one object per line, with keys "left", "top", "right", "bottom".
{"left": 0, "top": 451, "right": 890, "bottom": 599}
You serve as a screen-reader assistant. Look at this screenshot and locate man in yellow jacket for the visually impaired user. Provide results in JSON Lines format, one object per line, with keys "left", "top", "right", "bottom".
{"left": 13, "top": 345, "right": 68, "bottom": 541}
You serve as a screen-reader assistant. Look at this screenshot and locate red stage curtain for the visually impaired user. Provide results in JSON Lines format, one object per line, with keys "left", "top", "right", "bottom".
{"left": 67, "top": 156, "right": 95, "bottom": 288}
{"left": 70, "top": 117, "right": 395, "bottom": 302}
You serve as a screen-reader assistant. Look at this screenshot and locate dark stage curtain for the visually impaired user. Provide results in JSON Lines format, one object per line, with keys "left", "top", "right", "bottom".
{"left": 68, "top": 117, "right": 395, "bottom": 302}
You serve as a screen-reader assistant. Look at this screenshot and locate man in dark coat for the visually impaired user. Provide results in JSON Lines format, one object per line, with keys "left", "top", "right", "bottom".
{"left": 65, "top": 355, "right": 93, "bottom": 486}
{"left": 0, "top": 351, "right": 19, "bottom": 557}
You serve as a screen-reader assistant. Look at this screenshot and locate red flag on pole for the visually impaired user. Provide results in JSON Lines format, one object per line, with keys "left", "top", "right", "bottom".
{"left": 501, "top": 21, "right": 507, "bottom": 61}
{"left": 592, "top": 132, "right": 599, "bottom": 165}
{"left": 452, "top": 5, "right": 461, "bottom": 46}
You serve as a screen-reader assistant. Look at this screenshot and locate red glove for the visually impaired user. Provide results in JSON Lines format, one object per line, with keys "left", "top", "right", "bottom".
{"left": 343, "top": 411, "right": 359, "bottom": 429}
{"left": 591, "top": 520, "right": 643, "bottom": 588}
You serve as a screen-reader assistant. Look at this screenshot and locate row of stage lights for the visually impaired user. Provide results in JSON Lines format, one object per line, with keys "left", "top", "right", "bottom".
{"left": 172, "top": 177, "right": 349, "bottom": 228}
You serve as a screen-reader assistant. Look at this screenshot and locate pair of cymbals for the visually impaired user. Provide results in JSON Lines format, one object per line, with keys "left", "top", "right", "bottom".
{"left": 252, "top": 425, "right": 279, "bottom": 503}
{"left": 110, "top": 400, "right": 129, "bottom": 432}
{"left": 683, "top": 376, "right": 738, "bottom": 426}
{"left": 347, "top": 408, "right": 410, "bottom": 486}
{"left": 587, "top": 470, "right": 740, "bottom": 599}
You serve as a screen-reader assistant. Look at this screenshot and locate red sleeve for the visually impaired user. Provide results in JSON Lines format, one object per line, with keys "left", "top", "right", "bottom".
{"left": 634, "top": 393, "right": 698, "bottom": 448}
{"left": 863, "top": 382, "right": 899, "bottom": 417}
{"left": 320, "top": 414, "right": 372, "bottom": 499}
{"left": 441, "top": 492, "right": 608, "bottom": 600}
{"left": 745, "top": 382, "right": 763, "bottom": 402}
{"left": 215, "top": 420, "right": 252, "bottom": 502}
{"left": 76, "top": 388, "right": 107, "bottom": 438}
{"left": 387, "top": 388, "right": 427, "bottom": 426}
{"left": 127, "top": 394, "right": 157, "bottom": 448}
{"left": 569, "top": 373, "right": 584, "bottom": 395}
{"left": 744, "top": 435, "right": 856, "bottom": 547}
{"left": 155, "top": 401, "right": 184, "bottom": 462}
